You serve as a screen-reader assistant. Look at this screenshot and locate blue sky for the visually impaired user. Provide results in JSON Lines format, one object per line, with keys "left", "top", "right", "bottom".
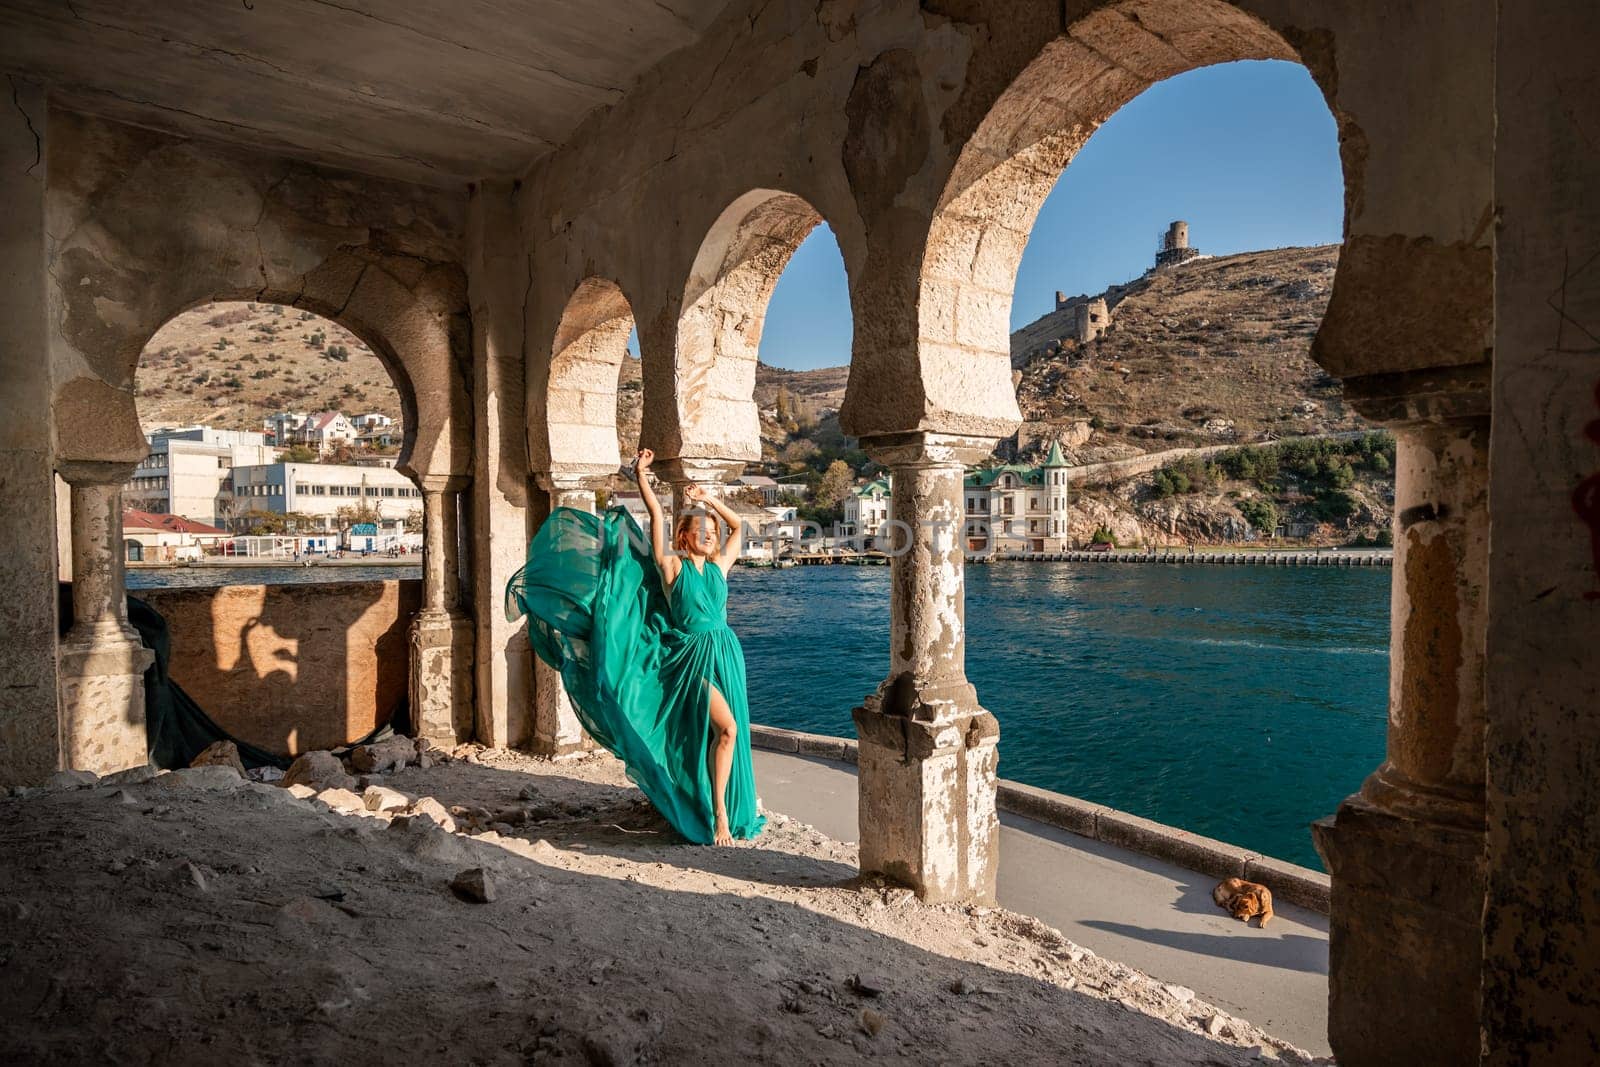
{"left": 754, "top": 60, "right": 1343, "bottom": 371}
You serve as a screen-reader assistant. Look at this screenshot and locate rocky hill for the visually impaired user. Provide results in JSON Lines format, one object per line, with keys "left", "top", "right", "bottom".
{"left": 1004, "top": 244, "right": 1363, "bottom": 465}
{"left": 135, "top": 302, "right": 401, "bottom": 431}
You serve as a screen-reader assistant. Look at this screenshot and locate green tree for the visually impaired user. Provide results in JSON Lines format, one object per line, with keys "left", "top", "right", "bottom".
{"left": 1238, "top": 497, "right": 1279, "bottom": 536}
{"left": 280, "top": 444, "right": 318, "bottom": 463}
{"left": 816, "top": 459, "right": 855, "bottom": 509}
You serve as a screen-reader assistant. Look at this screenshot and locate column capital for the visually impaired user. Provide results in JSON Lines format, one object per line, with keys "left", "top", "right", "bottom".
{"left": 859, "top": 431, "right": 998, "bottom": 470}
{"left": 57, "top": 459, "right": 137, "bottom": 487}
{"left": 650, "top": 455, "right": 743, "bottom": 485}
{"left": 532, "top": 470, "right": 608, "bottom": 494}
{"left": 417, "top": 473, "right": 471, "bottom": 495}
{"left": 1341, "top": 364, "right": 1491, "bottom": 426}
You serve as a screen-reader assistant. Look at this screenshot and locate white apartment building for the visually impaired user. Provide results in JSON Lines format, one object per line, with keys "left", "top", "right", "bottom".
{"left": 262, "top": 410, "right": 362, "bottom": 453}
{"left": 228, "top": 461, "right": 422, "bottom": 534}
{"left": 842, "top": 476, "right": 891, "bottom": 548}
{"left": 124, "top": 426, "right": 278, "bottom": 527}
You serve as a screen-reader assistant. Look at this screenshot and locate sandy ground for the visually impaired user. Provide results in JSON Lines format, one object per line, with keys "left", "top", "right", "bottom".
{"left": 0, "top": 747, "right": 1323, "bottom": 1065}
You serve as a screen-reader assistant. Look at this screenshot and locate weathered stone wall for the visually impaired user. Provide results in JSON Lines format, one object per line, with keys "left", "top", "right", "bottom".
{"left": 138, "top": 580, "right": 420, "bottom": 756}
{"left": 1483, "top": 0, "right": 1600, "bottom": 1058}
{"left": 44, "top": 107, "right": 473, "bottom": 481}
{"left": 0, "top": 79, "right": 61, "bottom": 785}
{"left": 512, "top": 0, "right": 1492, "bottom": 459}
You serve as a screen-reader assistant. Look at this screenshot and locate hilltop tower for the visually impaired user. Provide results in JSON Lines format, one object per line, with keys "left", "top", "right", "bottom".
{"left": 1072, "top": 297, "right": 1110, "bottom": 342}
{"left": 1043, "top": 439, "right": 1070, "bottom": 545}
{"left": 1154, "top": 220, "right": 1201, "bottom": 270}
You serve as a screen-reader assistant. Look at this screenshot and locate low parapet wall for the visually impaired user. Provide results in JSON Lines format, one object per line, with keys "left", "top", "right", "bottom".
{"left": 749, "top": 722, "right": 1330, "bottom": 915}
{"left": 138, "top": 580, "right": 421, "bottom": 756}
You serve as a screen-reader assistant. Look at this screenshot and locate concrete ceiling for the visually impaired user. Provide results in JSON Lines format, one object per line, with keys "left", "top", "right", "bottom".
{"left": 0, "top": 0, "right": 727, "bottom": 186}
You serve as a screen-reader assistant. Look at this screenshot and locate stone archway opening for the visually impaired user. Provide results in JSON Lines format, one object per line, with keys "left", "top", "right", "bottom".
{"left": 670, "top": 190, "right": 830, "bottom": 470}
{"left": 113, "top": 299, "right": 430, "bottom": 760}
{"left": 970, "top": 57, "right": 1380, "bottom": 878}
{"left": 908, "top": 6, "right": 1489, "bottom": 1062}
{"left": 527, "top": 277, "right": 639, "bottom": 757}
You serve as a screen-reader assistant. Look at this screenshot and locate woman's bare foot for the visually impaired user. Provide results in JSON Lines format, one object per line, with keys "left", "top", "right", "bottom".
{"left": 714, "top": 813, "right": 733, "bottom": 846}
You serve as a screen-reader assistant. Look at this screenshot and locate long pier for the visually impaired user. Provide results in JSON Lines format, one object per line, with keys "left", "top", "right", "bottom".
{"left": 987, "top": 549, "right": 1393, "bottom": 566}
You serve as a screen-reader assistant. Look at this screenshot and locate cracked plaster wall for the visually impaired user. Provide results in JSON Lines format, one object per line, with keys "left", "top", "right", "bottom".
{"left": 43, "top": 107, "right": 473, "bottom": 481}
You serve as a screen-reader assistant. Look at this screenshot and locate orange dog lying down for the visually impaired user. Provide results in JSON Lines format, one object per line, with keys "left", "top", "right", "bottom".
{"left": 1213, "top": 877, "right": 1274, "bottom": 927}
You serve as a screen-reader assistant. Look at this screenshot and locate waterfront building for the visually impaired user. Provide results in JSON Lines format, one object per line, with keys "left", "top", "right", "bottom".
{"left": 963, "top": 440, "right": 1073, "bottom": 553}
{"left": 227, "top": 461, "right": 422, "bottom": 535}
{"left": 841, "top": 475, "right": 891, "bottom": 548}
{"left": 123, "top": 427, "right": 278, "bottom": 527}
{"left": 120, "top": 509, "right": 228, "bottom": 562}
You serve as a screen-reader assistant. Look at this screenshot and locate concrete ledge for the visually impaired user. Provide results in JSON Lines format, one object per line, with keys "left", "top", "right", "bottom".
{"left": 749, "top": 722, "right": 1330, "bottom": 916}
{"left": 751, "top": 723, "right": 858, "bottom": 764}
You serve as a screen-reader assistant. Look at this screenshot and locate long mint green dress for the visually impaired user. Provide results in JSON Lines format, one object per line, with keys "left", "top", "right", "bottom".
{"left": 505, "top": 506, "right": 765, "bottom": 843}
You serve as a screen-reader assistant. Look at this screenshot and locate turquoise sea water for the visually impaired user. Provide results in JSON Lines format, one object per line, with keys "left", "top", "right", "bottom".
{"left": 726, "top": 561, "right": 1389, "bottom": 871}
{"left": 130, "top": 560, "right": 1388, "bottom": 870}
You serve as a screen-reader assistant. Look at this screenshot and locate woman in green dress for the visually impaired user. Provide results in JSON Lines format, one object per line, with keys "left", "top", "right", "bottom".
{"left": 505, "top": 448, "right": 765, "bottom": 846}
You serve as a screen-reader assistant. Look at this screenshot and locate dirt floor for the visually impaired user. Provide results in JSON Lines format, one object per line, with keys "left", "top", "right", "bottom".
{"left": 0, "top": 747, "right": 1324, "bottom": 1064}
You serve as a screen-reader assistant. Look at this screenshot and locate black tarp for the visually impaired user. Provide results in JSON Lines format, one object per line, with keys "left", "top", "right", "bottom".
{"left": 59, "top": 584, "right": 408, "bottom": 770}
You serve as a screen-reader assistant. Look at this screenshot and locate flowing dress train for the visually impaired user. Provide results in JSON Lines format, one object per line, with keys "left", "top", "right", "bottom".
{"left": 504, "top": 506, "right": 765, "bottom": 843}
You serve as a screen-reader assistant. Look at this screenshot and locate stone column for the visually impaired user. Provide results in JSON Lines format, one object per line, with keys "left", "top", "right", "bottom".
{"left": 410, "top": 476, "right": 474, "bottom": 745}
{"left": 1313, "top": 380, "right": 1489, "bottom": 1066}
{"left": 57, "top": 461, "right": 154, "bottom": 775}
{"left": 853, "top": 432, "right": 1000, "bottom": 904}
{"left": 0, "top": 78, "right": 64, "bottom": 786}
{"left": 655, "top": 456, "right": 742, "bottom": 525}
{"left": 528, "top": 472, "right": 601, "bottom": 758}
{"left": 466, "top": 181, "right": 535, "bottom": 753}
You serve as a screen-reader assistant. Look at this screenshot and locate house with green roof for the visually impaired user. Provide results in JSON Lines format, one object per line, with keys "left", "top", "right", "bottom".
{"left": 962, "top": 439, "right": 1072, "bottom": 553}
{"left": 841, "top": 475, "right": 892, "bottom": 548}
{"left": 841, "top": 443, "right": 1075, "bottom": 553}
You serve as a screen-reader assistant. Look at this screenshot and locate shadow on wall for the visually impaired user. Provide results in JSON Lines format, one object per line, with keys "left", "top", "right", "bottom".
{"left": 137, "top": 580, "right": 420, "bottom": 755}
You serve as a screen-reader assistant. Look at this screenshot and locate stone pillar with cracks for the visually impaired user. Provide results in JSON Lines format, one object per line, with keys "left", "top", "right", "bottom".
{"left": 1313, "top": 372, "right": 1489, "bottom": 1066}
{"left": 654, "top": 455, "right": 743, "bottom": 529}
{"left": 410, "top": 476, "right": 474, "bottom": 745}
{"left": 852, "top": 432, "right": 1000, "bottom": 905}
{"left": 527, "top": 472, "right": 603, "bottom": 758}
{"left": 57, "top": 461, "right": 154, "bottom": 774}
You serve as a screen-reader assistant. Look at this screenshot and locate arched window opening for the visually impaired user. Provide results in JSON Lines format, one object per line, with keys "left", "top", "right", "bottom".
{"left": 121, "top": 300, "right": 424, "bottom": 757}
{"left": 941, "top": 56, "right": 1382, "bottom": 876}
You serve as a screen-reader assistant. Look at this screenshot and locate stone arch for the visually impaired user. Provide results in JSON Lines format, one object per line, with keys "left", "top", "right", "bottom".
{"left": 914, "top": 1, "right": 1334, "bottom": 428}
{"left": 45, "top": 117, "right": 471, "bottom": 484}
{"left": 133, "top": 289, "right": 425, "bottom": 478}
{"left": 665, "top": 189, "right": 828, "bottom": 463}
{"left": 539, "top": 277, "right": 637, "bottom": 477}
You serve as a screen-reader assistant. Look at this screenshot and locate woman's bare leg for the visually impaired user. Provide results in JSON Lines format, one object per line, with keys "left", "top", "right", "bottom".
{"left": 706, "top": 683, "right": 737, "bottom": 845}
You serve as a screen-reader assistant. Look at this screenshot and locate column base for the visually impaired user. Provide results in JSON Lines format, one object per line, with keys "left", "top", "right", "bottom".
{"left": 58, "top": 629, "right": 154, "bottom": 776}
{"left": 531, "top": 658, "right": 597, "bottom": 758}
{"left": 1313, "top": 792, "right": 1484, "bottom": 1066}
{"left": 410, "top": 610, "right": 474, "bottom": 746}
{"left": 852, "top": 698, "right": 1000, "bottom": 904}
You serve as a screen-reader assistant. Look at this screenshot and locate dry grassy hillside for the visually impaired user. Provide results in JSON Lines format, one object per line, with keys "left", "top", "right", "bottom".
{"left": 135, "top": 302, "right": 402, "bottom": 432}
{"left": 1009, "top": 245, "right": 1362, "bottom": 461}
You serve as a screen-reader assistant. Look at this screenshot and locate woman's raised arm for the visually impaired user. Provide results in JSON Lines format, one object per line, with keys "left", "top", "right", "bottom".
{"left": 634, "top": 449, "right": 677, "bottom": 583}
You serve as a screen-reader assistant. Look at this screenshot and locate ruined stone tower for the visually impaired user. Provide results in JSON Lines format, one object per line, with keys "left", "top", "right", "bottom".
{"left": 1155, "top": 220, "right": 1201, "bottom": 269}
{"left": 1073, "top": 297, "right": 1110, "bottom": 342}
